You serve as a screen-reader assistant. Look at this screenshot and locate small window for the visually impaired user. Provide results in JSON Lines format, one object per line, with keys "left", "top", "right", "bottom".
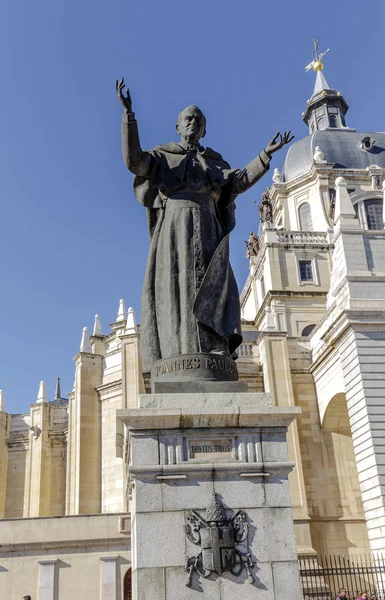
{"left": 299, "top": 260, "right": 313, "bottom": 282}
{"left": 317, "top": 115, "right": 326, "bottom": 130}
{"left": 298, "top": 202, "right": 313, "bottom": 231}
{"left": 365, "top": 199, "right": 383, "bottom": 230}
{"left": 302, "top": 324, "right": 316, "bottom": 336}
{"left": 329, "top": 114, "right": 338, "bottom": 128}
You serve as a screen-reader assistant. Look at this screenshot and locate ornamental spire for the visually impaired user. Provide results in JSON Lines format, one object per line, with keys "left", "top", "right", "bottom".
{"left": 0, "top": 390, "right": 5, "bottom": 412}
{"left": 303, "top": 38, "right": 349, "bottom": 133}
{"left": 304, "top": 37, "right": 330, "bottom": 74}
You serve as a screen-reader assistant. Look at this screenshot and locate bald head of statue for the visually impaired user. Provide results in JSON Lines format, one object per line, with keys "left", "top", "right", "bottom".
{"left": 176, "top": 105, "right": 206, "bottom": 145}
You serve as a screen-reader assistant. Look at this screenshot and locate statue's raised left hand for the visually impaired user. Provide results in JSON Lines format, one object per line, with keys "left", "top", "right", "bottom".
{"left": 116, "top": 77, "right": 133, "bottom": 113}
{"left": 265, "top": 131, "right": 294, "bottom": 156}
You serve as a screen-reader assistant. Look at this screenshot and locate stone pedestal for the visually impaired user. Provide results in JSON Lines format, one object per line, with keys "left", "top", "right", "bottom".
{"left": 117, "top": 392, "right": 301, "bottom": 599}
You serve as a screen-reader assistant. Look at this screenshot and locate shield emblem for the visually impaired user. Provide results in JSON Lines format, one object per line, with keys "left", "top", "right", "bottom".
{"left": 200, "top": 524, "right": 236, "bottom": 574}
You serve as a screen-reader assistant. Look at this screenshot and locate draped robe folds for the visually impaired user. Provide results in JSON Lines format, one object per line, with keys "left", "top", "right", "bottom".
{"left": 121, "top": 114, "right": 271, "bottom": 373}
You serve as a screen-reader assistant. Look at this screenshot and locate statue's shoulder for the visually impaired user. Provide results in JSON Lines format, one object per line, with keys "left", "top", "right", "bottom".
{"left": 151, "top": 142, "right": 184, "bottom": 155}
{"left": 204, "top": 147, "right": 230, "bottom": 167}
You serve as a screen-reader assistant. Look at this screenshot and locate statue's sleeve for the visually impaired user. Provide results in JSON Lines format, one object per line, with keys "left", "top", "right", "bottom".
{"left": 230, "top": 150, "right": 271, "bottom": 195}
{"left": 121, "top": 113, "right": 153, "bottom": 177}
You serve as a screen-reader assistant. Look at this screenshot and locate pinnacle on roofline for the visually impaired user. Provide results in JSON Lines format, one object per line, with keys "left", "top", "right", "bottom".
{"left": 54, "top": 377, "right": 61, "bottom": 401}
{"left": 36, "top": 380, "right": 47, "bottom": 404}
{"left": 126, "top": 307, "right": 137, "bottom": 334}
{"left": 93, "top": 314, "right": 103, "bottom": 336}
{"left": 80, "top": 327, "right": 92, "bottom": 353}
{"left": 117, "top": 299, "right": 126, "bottom": 322}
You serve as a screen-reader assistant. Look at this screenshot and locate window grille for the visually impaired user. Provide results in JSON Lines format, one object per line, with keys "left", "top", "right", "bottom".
{"left": 299, "top": 260, "right": 313, "bottom": 282}
{"left": 365, "top": 199, "right": 383, "bottom": 230}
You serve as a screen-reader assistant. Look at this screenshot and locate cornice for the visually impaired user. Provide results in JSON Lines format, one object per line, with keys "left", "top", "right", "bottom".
{"left": 0, "top": 536, "right": 130, "bottom": 554}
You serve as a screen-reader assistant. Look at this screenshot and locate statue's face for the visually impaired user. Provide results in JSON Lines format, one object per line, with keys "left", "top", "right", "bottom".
{"left": 176, "top": 105, "right": 206, "bottom": 144}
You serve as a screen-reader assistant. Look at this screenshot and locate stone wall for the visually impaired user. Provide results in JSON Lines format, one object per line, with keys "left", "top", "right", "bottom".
{"left": 0, "top": 513, "right": 131, "bottom": 600}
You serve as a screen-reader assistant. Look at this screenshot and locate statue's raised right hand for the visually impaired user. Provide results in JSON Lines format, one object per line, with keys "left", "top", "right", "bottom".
{"left": 116, "top": 77, "right": 132, "bottom": 113}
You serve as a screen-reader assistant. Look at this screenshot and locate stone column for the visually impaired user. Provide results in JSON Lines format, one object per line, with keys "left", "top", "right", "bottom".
{"left": 118, "top": 391, "right": 301, "bottom": 600}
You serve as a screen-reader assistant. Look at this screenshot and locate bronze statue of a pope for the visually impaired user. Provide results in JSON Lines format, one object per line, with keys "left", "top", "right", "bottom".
{"left": 116, "top": 78, "right": 292, "bottom": 373}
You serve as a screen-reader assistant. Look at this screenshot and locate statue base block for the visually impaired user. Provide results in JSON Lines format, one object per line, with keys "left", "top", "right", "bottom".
{"left": 117, "top": 392, "right": 302, "bottom": 599}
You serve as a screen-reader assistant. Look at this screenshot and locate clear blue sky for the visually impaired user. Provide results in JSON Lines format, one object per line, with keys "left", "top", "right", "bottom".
{"left": 1, "top": 0, "right": 384, "bottom": 413}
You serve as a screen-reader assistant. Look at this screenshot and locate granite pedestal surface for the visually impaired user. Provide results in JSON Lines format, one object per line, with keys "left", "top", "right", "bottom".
{"left": 117, "top": 391, "right": 301, "bottom": 599}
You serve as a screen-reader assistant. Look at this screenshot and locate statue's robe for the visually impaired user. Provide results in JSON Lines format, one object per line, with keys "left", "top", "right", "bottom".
{"left": 121, "top": 114, "right": 271, "bottom": 372}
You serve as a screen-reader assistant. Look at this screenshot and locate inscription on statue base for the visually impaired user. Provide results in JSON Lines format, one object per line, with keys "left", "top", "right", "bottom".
{"left": 189, "top": 439, "right": 233, "bottom": 460}
{"left": 151, "top": 353, "right": 239, "bottom": 385}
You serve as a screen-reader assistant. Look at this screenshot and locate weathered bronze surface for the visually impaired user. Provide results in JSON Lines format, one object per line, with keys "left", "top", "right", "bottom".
{"left": 117, "top": 78, "right": 293, "bottom": 374}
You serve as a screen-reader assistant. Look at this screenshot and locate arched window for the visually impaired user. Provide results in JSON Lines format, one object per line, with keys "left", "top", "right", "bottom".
{"left": 124, "top": 568, "right": 132, "bottom": 600}
{"left": 317, "top": 115, "right": 326, "bottom": 130}
{"left": 298, "top": 202, "right": 313, "bottom": 231}
{"left": 329, "top": 114, "right": 338, "bottom": 128}
{"left": 364, "top": 199, "right": 383, "bottom": 230}
{"left": 301, "top": 324, "right": 316, "bottom": 336}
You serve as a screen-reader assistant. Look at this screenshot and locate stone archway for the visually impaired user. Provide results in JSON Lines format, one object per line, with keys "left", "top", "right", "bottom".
{"left": 322, "top": 392, "right": 350, "bottom": 431}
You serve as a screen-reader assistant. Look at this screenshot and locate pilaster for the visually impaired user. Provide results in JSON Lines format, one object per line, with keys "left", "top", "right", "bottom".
{"left": 257, "top": 332, "right": 314, "bottom": 552}
{"left": 121, "top": 333, "right": 145, "bottom": 409}
{"left": 0, "top": 409, "right": 10, "bottom": 518}
{"left": 66, "top": 350, "right": 103, "bottom": 514}
{"left": 339, "top": 327, "right": 385, "bottom": 552}
{"left": 23, "top": 401, "right": 51, "bottom": 517}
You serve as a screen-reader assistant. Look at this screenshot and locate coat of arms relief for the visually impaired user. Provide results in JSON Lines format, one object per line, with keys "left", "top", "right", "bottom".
{"left": 185, "top": 493, "right": 254, "bottom": 587}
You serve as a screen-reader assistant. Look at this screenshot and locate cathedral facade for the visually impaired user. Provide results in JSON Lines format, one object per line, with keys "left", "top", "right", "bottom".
{"left": 1, "top": 62, "right": 385, "bottom": 598}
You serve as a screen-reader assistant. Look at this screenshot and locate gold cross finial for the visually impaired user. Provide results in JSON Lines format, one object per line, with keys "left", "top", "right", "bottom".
{"left": 305, "top": 38, "right": 330, "bottom": 73}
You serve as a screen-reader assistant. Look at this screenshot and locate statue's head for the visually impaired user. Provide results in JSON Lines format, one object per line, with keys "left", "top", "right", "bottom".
{"left": 23, "top": 596, "right": 32, "bottom": 600}
{"left": 176, "top": 105, "right": 206, "bottom": 144}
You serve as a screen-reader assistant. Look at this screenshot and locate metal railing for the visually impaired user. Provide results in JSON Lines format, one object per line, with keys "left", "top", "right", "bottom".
{"left": 300, "top": 554, "right": 385, "bottom": 600}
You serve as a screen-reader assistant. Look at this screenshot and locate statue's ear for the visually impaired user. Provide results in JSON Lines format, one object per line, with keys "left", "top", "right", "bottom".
{"left": 176, "top": 122, "right": 180, "bottom": 135}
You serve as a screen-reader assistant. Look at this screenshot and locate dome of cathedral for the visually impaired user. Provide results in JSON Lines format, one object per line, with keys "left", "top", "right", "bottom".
{"left": 283, "top": 129, "right": 385, "bottom": 182}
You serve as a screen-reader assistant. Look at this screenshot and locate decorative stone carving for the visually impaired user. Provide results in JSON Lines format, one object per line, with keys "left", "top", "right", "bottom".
{"left": 272, "top": 168, "right": 282, "bottom": 183}
{"left": 313, "top": 145, "right": 327, "bottom": 163}
{"left": 367, "top": 165, "right": 383, "bottom": 190}
{"left": 329, "top": 188, "right": 336, "bottom": 219}
{"left": 185, "top": 493, "right": 254, "bottom": 587}
{"left": 30, "top": 425, "right": 41, "bottom": 439}
{"left": 258, "top": 187, "right": 273, "bottom": 225}
{"left": 245, "top": 232, "right": 260, "bottom": 259}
